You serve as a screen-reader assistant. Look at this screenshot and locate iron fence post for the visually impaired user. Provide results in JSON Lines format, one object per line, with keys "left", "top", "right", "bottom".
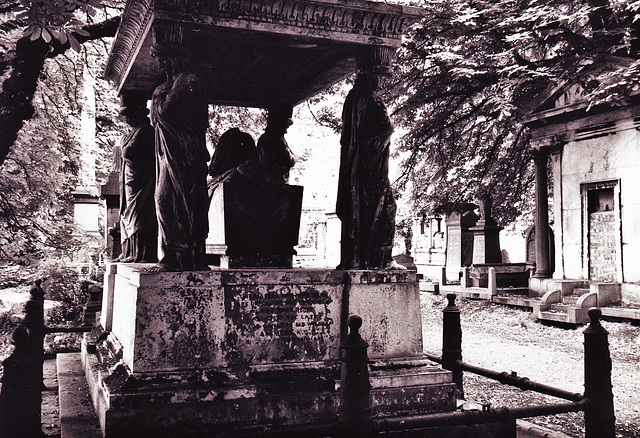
{"left": 0, "top": 326, "right": 42, "bottom": 436}
{"left": 339, "top": 314, "right": 372, "bottom": 437}
{"left": 583, "top": 308, "right": 615, "bottom": 438}
{"left": 26, "top": 279, "right": 45, "bottom": 386}
{"left": 442, "top": 293, "right": 463, "bottom": 398}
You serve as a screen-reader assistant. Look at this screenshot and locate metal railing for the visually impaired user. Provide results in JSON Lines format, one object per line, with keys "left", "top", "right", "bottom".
{"left": 426, "top": 293, "right": 615, "bottom": 438}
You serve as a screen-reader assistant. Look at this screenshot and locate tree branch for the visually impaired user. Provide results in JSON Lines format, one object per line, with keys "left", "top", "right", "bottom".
{"left": 0, "top": 15, "right": 120, "bottom": 167}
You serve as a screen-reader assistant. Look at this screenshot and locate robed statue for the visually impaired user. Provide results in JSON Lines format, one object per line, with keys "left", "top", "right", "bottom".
{"left": 205, "top": 105, "right": 302, "bottom": 268}
{"left": 150, "top": 41, "right": 210, "bottom": 271}
{"left": 116, "top": 100, "right": 158, "bottom": 263}
{"left": 336, "top": 68, "right": 398, "bottom": 269}
{"left": 256, "top": 104, "right": 296, "bottom": 183}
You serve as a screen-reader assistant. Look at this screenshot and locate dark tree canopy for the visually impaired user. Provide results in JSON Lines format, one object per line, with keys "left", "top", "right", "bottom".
{"left": 0, "top": 1, "right": 123, "bottom": 262}
{"left": 0, "top": 1, "right": 121, "bottom": 168}
{"left": 389, "top": 0, "right": 640, "bottom": 225}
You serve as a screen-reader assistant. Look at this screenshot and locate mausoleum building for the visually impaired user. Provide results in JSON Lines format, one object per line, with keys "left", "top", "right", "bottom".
{"left": 525, "top": 59, "right": 640, "bottom": 323}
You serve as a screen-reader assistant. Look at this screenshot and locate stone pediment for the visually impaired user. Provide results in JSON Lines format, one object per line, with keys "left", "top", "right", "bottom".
{"left": 523, "top": 57, "right": 640, "bottom": 149}
{"left": 523, "top": 57, "right": 636, "bottom": 125}
{"left": 104, "top": 0, "right": 424, "bottom": 107}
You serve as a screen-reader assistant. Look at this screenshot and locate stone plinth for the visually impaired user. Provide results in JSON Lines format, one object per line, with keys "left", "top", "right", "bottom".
{"left": 470, "top": 220, "right": 503, "bottom": 265}
{"left": 83, "top": 264, "right": 456, "bottom": 436}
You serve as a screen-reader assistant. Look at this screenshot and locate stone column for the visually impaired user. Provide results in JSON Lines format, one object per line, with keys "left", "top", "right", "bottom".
{"left": 533, "top": 148, "right": 551, "bottom": 278}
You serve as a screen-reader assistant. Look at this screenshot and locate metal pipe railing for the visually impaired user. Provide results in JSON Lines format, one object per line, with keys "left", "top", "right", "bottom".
{"left": 425, "top": 354, "right": 584, "bottom": 402}
{"left": 372, "top": 398, "right": 591, "bottom": 433}
{"left": 433, "top": 294, "right": 615, "bottom": 438}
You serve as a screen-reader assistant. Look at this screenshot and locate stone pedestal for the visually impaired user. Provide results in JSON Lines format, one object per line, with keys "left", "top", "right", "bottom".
{"left": 470, "top": 220, "right": 503, "bottom": 265}
{"left": 83, "top": 264, "right": 456, "bottom": 437}
{"left": 445, "top": 210, "right": 477, "bottom": 283}
{"left": 99, "top": 171, "right": 121, "bottom": 260}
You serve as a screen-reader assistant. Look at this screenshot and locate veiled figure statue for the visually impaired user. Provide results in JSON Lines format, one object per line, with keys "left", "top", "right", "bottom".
{"left": 117, "top": 98, "right": 158, "bottom": 263}
{"left": 150, "top": 41, "right": 210, "bottom": 271}
{"left": 208, "top": 127, "right": 257, "bottom": 183}
{"left": 336, "top": 66, "right": 398, "bottom": 269}
{"left": 256, "top": 104, "right": 296, "bottom": 183}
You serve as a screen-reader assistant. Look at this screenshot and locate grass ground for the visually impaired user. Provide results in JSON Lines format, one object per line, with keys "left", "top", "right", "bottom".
{"left": 420, "top": 292, "right": 640, "bottom": 438}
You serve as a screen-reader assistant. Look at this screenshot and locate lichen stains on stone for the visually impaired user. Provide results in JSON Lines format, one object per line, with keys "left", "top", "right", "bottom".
{"left": 186, "top": 272, "right": 205, "bottom": 285}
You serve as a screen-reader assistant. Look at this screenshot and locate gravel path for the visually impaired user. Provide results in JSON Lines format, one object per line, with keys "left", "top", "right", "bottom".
{"left": 420, "top": 292, "right": 640, "bottom": 438}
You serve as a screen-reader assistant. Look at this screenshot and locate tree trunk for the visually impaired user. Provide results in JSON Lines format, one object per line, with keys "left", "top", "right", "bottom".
{"left": 0, "top": 38, "right": 49, "bottom": 167}
{"left": 0, "top": 16, "right": 120, "bottom": 167}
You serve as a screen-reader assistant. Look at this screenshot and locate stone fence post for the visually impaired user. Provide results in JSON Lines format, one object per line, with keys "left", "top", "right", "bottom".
{"left": 339, "top": 315, "right": 372, "bottom": 438}
{"left": 583, "top": 308, "right": 615, "bottom": 438}
{"left": 0, "top": 326, "right": 42, "bottom": 437}
{"left": 442, "top": 294, "right": 464, "bottom": 398}
{"left": 0, "top": 280, "right": 45, "bottom": 437}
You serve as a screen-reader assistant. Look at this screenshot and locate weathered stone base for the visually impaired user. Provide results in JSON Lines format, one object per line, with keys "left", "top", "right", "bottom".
{"left": 84, "top": 265, "right": 459, "bottom": 436}
{"left": 82, "top": 337, "right": 456, "bottom": 437}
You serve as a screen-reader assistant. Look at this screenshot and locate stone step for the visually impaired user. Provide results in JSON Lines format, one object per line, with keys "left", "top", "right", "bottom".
{"left": 562, "top": 296, "right": 580, "bottom": 305}
{"left": 496, "top": 287, "right": 529, "bottom": 295}
{"left": 57, "top": 353, "right": 102, "bottom": 438}
{"left": 550, "top": 303, "right": 571, "bottom": 312}
{"left": 538, "top": 310, "right": 570, "bottom": 323}
{"left": 573, "top": 288, "right": 591, "bottom": 296}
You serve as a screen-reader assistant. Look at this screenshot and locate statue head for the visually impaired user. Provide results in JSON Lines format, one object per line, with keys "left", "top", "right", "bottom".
{"left": 266, "top": 103, "right": 294, "bottom": 134}
{"left": 120, "top": 92, "right": 150, "bottom": 127}
{"left": 151, "top": 23, "right": 191, "bottom": 79}
{"left": 355, "top": 46, "right": 394, "bottom": 90}
{"left": 120, "top": 105, "right": 150, "bottom": 127}
{"left": 151, "top": 43, "right": 190, "bottom": 79}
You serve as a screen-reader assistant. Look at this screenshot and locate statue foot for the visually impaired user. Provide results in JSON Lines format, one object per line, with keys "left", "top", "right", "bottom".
{"left": 336, "top": 263, "right": 356, "bottom": 270}
{"left": 144, "top": 262, "right": 179, "bottom": 273}
{"left": 384, "top": 261, "right": 407, "bottom": 270}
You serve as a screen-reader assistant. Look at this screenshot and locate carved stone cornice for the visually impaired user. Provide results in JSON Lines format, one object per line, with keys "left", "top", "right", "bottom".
{"left": 104, "top": 0, "right": 154, "bottom": 88}
{"left": 104, "top": 0, "right": 424, "bottom": 104}
{"left": 154, "top": 0, "right": 421, "bottom": 41}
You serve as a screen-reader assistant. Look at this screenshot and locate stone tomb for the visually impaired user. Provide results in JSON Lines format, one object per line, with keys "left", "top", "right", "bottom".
{"left": 83, "top": 264, "right": 455, "bottom": 436}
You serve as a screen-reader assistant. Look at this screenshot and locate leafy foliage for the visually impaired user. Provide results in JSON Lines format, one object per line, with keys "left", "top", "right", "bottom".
{"left": 0, "top": 10, "right": 121, "bottom": 264}
{"left": 37, "top": 257, "right": 88, "bottom": 326}
{"left": 389, "top": 0, "right": 640, "bottom": 225}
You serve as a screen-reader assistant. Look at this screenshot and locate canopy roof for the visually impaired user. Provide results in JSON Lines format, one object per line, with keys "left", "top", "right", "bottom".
{"left": 105, "top": 0, "right": 423, "bottom": 107}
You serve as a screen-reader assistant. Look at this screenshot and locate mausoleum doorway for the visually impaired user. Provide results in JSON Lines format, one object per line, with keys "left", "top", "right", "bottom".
{"left": 581, "top": 180, "right": 622, "bottom": 282}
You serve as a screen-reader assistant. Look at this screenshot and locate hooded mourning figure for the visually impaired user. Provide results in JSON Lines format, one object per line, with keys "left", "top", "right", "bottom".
{"left": 116, "top": 98, "right": 158, "bottom": 263}
{"left": 208, "top": 128, "right": 257, "bottom": 181}
{"left": 149, "top": 40, "right": 210, "bottom": 272}
{"left": 336, "top": 67, "right": 398, "bottom": 270}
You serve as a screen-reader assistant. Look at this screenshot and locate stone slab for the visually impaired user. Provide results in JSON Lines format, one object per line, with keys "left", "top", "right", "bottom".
{"left": 601, "top": 306, "right": 640, "bottom": 321}
{"left": 57, "top": 353, "right": 102, "bottom": 438}
{"left": 516, "top": 420, "right": 573, "bottom": 438}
